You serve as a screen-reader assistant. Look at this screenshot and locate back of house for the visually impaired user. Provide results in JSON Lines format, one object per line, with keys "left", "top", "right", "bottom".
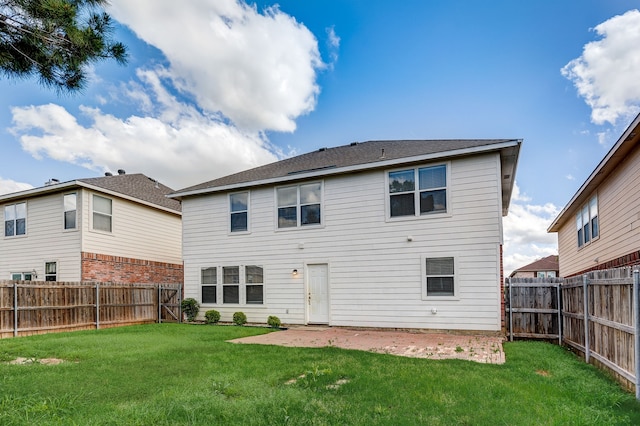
{"left": 171, "top": 139, "right": 521, "bottom": 331}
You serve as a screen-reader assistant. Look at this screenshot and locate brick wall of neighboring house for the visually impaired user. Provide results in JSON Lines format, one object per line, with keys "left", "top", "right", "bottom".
{"left": 568, "top": 250, "right": 640, "bottom": 277}
{"left": 81, "top": 252, "right": 183, "bottom": 284}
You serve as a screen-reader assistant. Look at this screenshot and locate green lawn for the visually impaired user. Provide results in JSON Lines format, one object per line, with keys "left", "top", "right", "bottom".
{"left": 0, "top": 324, "right": 638, "bottom": 425}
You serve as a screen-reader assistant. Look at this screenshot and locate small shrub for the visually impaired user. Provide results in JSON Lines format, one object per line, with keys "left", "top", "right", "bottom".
{"left": 267, "top": 315, "right": 281, "bottom": 328}
{"left": 181, "top": 298, "right": 200, "bottom": 322}
{"left": 233, "top": 311, "right": 247, "bottom": 326}
{"left": 205, "top": 310, "right": 221, "bottom": 324}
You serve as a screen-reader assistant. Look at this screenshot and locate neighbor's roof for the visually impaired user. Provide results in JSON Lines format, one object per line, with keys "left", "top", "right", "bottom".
{"left": 171, "top": 139, "right": 522, "bottom": 215}
{"left": 0, "top": 173, "right": 181, "bottom": 214}
{"left": 509, "top": 255, "right": 559, "bottom": 277}
{"left": 548, "top": 113, "right": 640, "bottom": 232}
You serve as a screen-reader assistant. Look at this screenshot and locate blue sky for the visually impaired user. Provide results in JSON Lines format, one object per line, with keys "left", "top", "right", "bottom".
{"left": 2, "top": 0, "right": 640, "bottom": 274}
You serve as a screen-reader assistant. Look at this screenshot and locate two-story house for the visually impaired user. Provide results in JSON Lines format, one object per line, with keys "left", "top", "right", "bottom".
{"left": 1, "top": 171, "right": 183, "bottom": 284}
{"left": 548, "top": 113, "right": 640, "bottom": 276}
{"left": 170, "top": 139, "right": 521, "bottom": 331}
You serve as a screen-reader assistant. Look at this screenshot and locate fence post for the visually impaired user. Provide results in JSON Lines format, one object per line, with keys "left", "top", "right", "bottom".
{"left": 557, "top": 281, "right": 562, "bottom": 346}
{"left": 95, "top": 283, "right": 100, "bottom": 330}
{"left": 507, "top": 278, "right": 513, "bottom": 342}
{"left": 13, "top": 282, "right": 18, "bottom": 337}
{"left": 583, "top": 274, "right": 590, "bottom": 363}
{"left": 633, "top": 269, "right": 640, "bottom": 400}
{"left": 157, "top": 285, "right": 162, "bottom": 324}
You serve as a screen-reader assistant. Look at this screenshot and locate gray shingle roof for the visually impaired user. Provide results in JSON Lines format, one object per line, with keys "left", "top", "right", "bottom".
{"left": 78, "top": 174, "right": 181, "bottom": 212}
{"left": 174, "top": 139, "right": 519, "bottom": 196}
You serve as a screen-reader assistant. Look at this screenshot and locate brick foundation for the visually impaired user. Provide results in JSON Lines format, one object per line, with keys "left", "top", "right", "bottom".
{"left": 81, "top": 252, "right": 183, "bottom": 284}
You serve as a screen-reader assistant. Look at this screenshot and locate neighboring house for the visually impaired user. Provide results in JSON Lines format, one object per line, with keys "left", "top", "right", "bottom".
{"left": 170, "top": 139, "right": 521, "bottom": 331}
{"left": 0, "top": 172, "right": 183, "bottom": 284}
{"left": 548, "top": 113, "right": 640, "bottom": 277}
{"left": 509, "top": 255, "right": 559, "bottom": 278}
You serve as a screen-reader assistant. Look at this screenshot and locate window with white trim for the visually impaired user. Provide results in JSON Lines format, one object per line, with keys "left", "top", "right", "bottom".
{"left": 45, "top": 262, "right": 57, "bottom": 281}
{"left": 64, "top": 193, "right": 77, "bottom": 230}
{"left": 203, "top": 265, "right": 264, "bottom": 305}
{"left": 4, "top": 202, "right": 26, "bottom": 236}
{"left": 245, "top": 265, "right": 264, "bottom": 304}
{"left": 389, "top": 165, "right": 447, "bottom": 218}
{"left": 92, "top": 195, "right": 112, "bottom": 232}
{"left": 230, "top": 192, "right": 249, "bottom": 232}
{"left": 201, "top": 267, "right": 217, "bottom": 303}
{"left": 11, "top": 272, "right": 33, "bottom": 281}
{"left": 223, "top": 266, "right": 240, "bottom": 303}
{"left": 277, "top": 182, "right": 322, "bottom": 228}
{"left": 425, "top": 257, "right": 455, "bottom": 297}
{"left": 576, "top": 195, "right": 598, "bottom": 248}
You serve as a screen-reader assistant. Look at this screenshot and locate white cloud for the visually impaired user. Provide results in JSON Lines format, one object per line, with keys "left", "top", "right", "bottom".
{"left": 326, "top": 26, "right": 341, "bottom": 68}
{"left": 503, "top": 183, "right": 559, "bottom": 276}
{"left": 9, "top": 72, "right": 278, "bottom": 190}
{"left": 7, "top": 0, "right": 331, "bottom": 190}
{"left": 0, "top": 178, "right": 33, "bottom": 196}
{"left": 562, "top": 9, "right": 640, "bottom": 126}
{"left": 108, "top": 0, "right": 323, "bottom": 132}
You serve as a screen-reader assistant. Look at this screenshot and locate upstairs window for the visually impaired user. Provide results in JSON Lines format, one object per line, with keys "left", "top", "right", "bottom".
{"left": 92, "top": 195, "right": 112, "bottom": 232}
{"left": 230, "top": 192, "right": 249, "bottom": 232}
{"left": 64, "top": 193, "right": 77, "bottom": 230}
{"left": 389, "top": 165, "right": 447, "bottom": 218}
{"left": 576, "top": 195, "right": 598, "bottom": 248}
{"left": 277, "top": 182, "right": 322, "bottom": 228}
{"left": 4, "top": 202, "right": 26, "bottom": 236}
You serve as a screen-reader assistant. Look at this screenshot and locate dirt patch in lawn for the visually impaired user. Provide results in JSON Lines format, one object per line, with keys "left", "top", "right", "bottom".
{"left": 229, "top": 326, "right": 505, "bottom": 364}
{"left": 7, "top": 357, "right": 66, "bottom": 365}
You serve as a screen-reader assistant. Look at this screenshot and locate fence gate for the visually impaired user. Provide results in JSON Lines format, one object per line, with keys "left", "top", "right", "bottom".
{"left": 158, "top": 284, "right": 182, "bottom": 323}
{"left": 505, "top": 277, "right": 563, "bottom": 343}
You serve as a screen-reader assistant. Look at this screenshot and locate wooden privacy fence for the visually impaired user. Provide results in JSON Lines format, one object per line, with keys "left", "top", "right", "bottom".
{"left": 505, "top": 267, "right": 640, "bottom": 399}
{"left": 0, "top": 281, "right": 182, "bottom": 339}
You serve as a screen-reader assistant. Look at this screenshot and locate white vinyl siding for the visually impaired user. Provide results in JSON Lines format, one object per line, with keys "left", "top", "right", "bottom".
{"left": 182, "top": 153, "right": 503, "bottom": 330}
{"left": 0, "top": 194, "right": 81, "bottom": 281}
{"left": 82, "top": 189, "right": 182, "bottom": 264}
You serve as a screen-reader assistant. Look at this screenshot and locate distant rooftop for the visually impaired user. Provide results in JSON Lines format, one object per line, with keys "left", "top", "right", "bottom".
{"left": 0, "top": 172, "right": 181, "bottom": 214}
{"left": 510, "top": 255, "right": 559, "bottom": 277}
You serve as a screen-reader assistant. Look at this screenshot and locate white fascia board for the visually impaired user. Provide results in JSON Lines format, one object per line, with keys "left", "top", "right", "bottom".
{"left": 0, "top": 180, "right": 181, "bottom": 216}
{"left": 0, "top": 181, "right": 79, "bottom": 202}
{"left": 171, "top": 140, "right": 522, "bottom": 199}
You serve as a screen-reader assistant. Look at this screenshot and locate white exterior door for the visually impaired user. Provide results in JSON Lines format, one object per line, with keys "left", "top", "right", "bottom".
{"left": 307, "top": 264, "right": 329, "bottom": 324}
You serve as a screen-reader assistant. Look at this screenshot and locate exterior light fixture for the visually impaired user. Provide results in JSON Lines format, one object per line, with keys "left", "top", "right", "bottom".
{"left": 292, "top": 269, "right": 298, "bottom": 276}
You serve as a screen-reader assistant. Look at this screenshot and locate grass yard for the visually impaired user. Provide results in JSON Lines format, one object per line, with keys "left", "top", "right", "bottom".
{"left": 0, "top": 324, "right": 638, "bottom": 425}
